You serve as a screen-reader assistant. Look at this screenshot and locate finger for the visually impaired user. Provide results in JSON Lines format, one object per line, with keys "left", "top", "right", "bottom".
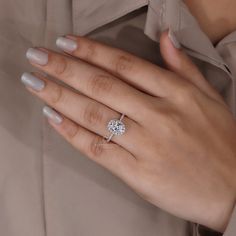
{"left": 25, "top": 47, "right": 152, "bottom": 122}
{"left": 160, "top": 29, "right": 224, "bottom": 102}
{"left": 55, "top": 34, "right": 182, "bottom": 97}
{"left": 44, "top": 107, "right": 138, "bottom": 183}
{"left": 21, "top": 72, "right": 143, "bottom": 155}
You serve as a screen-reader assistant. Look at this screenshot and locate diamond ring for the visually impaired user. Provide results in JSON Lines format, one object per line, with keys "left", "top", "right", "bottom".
{"left": 105, "top": 113, "right": 126, "bottom": 142}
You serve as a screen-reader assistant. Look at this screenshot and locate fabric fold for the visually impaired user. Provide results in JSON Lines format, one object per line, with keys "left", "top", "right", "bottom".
{"left": 72, "top": 0, "right": 148, "bottom": 36}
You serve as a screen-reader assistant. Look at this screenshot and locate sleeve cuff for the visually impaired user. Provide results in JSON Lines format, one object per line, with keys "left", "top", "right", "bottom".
{"left": 194, "top": 224, "right": 222, "bottom": 236}
{"left": 223, "top": 203, "right": 236, "bottom": 236}
{"left": 193, "top": 203, "right": 236, "bottom": 236}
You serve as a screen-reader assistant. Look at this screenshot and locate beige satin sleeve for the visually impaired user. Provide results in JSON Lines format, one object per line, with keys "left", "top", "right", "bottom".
{"left": 223, "top": 203, "right": 236, "bottom": 236}
{"left": 193, "top": 203, "right": 236, "bottom": 236}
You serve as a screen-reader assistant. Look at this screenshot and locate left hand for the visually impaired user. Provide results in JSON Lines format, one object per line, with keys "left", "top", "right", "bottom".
{"left": 22, "top": 30, "right": 236, "bottom": 233}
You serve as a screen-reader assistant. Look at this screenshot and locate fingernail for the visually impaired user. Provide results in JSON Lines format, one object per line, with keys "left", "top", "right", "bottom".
{"left": 43, "top": 106, "right": 63, "bottom": 124}
{"left": 26, "top": 48, "right": 48, "bottom": 65}
{"left": 168, "top": 29, "right": 181, "bottom": 49}
{"left": 21, "top": 72, "right": 45, "bottom": 91}
{"left": 56, "top": 37, "right": 78, "bottom": 52}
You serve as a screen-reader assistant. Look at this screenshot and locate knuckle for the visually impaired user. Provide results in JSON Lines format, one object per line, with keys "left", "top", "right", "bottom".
{"left": 50, "top": 55, "right": 70, "bottom": 77}
{"left": 112, "top": 53, "right": 135, "bottom": 75}
{"left": 88, "top": 73, "right": 114, "bottom": 96}
{"left": 83, "top": 102, "right": 104, "bottom": 126}
{"left": 61, "top": 120, "right": 80, "bottom": 141}
{"left": 85, "top": 42, "right": 97, "bottom": 61}
{"left": 49, "top": 84, "right": 66, "bottom": 105}
{"left": 89, "top": 135, "right": 105, "bottom": 158}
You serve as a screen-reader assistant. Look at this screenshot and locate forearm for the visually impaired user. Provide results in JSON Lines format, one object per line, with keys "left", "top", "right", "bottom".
{"left": 184, "top": 0, "right": 236, "bottom": 44}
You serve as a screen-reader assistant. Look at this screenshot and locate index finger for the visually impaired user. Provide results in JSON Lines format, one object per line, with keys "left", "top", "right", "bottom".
{"left": 56, "top": 35, "right": 174, "bottom": 97}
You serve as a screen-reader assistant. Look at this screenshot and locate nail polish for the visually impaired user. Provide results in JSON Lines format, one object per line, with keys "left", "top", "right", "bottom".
{"left": 56, "top": 37, "right": 78, "bottom": 52}
{"left": 168, "top": 29, "right": 181, "bottom": 49}
{"left": 43, "top": 106, "right": 63, "bottom": 124}
{"left": 26, "top": 48, "right": 48, "bottom": 65}
{"left": 21, "top": 72, "right": 45, "bottom": 91}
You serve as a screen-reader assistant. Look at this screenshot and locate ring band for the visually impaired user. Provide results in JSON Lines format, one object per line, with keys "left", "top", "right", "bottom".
{"left": 105, "top": 113, "right": 126, "bottom": 142}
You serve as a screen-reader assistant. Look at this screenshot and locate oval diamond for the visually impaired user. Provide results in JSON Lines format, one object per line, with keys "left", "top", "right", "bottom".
{"left": 107, "top": 119, "right": 126, "bottom": 136}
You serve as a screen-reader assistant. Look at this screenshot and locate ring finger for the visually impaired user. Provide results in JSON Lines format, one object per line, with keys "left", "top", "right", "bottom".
{"left": 21, "top": 72, "right": 143, "bottom": 155}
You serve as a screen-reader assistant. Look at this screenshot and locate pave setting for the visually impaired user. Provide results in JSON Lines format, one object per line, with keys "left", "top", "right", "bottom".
{"left": 107, "top": 119, "right": 126, "bottom": 136}
{"left": 105, "top": 114, "right": 126, "bottom": 142}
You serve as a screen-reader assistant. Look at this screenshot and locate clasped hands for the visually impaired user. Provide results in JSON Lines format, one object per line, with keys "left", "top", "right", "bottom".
{"left": 21, "top": 29, "right": 236, "bottom": 233}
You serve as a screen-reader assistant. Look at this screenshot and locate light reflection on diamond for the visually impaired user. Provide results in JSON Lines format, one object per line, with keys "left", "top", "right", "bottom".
{"left": 107, "top": 119, "right": 126, "bottom": 136}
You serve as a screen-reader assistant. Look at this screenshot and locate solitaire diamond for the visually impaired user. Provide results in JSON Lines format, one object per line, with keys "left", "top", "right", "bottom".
{"left": 107, "top": 119, "right": 126, "bottom": 136}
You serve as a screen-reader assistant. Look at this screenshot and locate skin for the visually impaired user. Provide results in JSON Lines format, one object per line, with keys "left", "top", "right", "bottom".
{"left": 184, "top": 0, "right": 236, "bottom": 44}
{"left": 24, "top": 31, "right": 236, "bottom": 233}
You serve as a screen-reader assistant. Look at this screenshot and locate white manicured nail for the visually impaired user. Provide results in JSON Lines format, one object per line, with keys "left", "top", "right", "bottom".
{"left": 26, "top": 48, "right": 48, "bottom": 65}
{"left": 56, "top": 37, "right": 78, "bottom": 52}
{"left": 168, "top": 29, "right": 181, "bottom": 49}
{"left": 43, "top": 106, "right": 63, "bottom": 124}
{"left": 21, "top": 72, "right": 45, "bottom": 91}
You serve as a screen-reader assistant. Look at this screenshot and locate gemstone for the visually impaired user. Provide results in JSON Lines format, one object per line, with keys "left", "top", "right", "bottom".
{"left": 107, "top": 119, "right": 126, "bottom": 136}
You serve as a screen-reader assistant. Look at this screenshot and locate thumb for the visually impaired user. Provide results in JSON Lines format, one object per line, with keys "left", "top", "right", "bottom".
{"left": 160, "top": 29, "right": 222, "bottom": 101}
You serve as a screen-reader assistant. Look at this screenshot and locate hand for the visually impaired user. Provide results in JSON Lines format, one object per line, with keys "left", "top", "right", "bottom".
{"left": 22, "top": 30, "right": 236, "bottom": 233}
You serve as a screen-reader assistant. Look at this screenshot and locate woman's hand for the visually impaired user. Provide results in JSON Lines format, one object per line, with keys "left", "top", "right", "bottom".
{"left": 22, "top": 30, "right": 236, "bottom": 233}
